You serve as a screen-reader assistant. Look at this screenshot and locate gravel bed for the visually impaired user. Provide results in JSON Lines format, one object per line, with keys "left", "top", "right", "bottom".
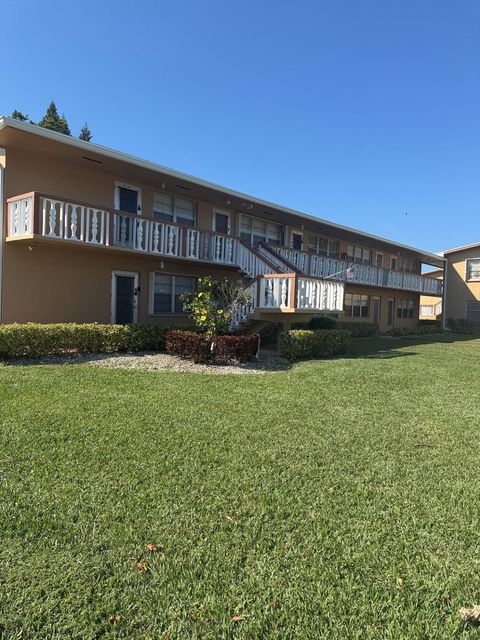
{"left": 1, "top": 348, "right": 290, "bottom": 374}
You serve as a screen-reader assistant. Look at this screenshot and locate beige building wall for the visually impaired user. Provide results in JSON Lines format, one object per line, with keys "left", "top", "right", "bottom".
{"left": 0, "top": 143, "right": 432, "bottom": 333}
{"left": 2, "top": 242, "right": 239, "bottom": 325}
{"left": 342, "top": 285, "right": 419, "bottom": 332}
{"left": 443, "top": 248, "right": 480, "bottom": 320}
{"left": 4, "top": 147, "right": 229, "bottom": 233}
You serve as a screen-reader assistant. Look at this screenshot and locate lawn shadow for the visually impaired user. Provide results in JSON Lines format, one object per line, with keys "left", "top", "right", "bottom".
{"left": 350, "top": 333, "right": 478, "bottom": 360}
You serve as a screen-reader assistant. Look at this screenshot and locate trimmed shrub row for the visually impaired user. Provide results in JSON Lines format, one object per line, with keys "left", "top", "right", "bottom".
{"left": 392, "top": 323, "right": 444, "bottom": 337}
{"left": 447, "top": 318, "right": 480, "bottom": 334}
{"left": 292, "top": 318, "right": 379, "bottom": 337}
{"left": 165, "top": 331, "right": 259, "bottom": 364}
{"left": 336, "top": 321, "right": 379, "bottom": 337}
{"left": 278, "top": 329, "right": 351, "bottom": 361}
{"left": 0, "top": 323, "right": 174, "bottom": 359}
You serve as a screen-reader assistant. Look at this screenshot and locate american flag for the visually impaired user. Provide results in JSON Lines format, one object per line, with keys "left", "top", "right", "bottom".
{"left": 346, "top": 266, "right": 355, "bottom": 280}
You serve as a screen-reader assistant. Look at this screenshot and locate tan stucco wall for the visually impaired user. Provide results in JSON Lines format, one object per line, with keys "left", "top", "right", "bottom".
{"left": 2, "top": 242, "right": 239, "bottom": 325}
{"left": 2, "top": 240, "right": 419, "bottom": 332}
{"left": 342, "top": 284, "right": 419, "bottom": 333}
{"left": 443, "top": 249, "right": 480, "bottom": 320}
{"left": 3, "top": 147, "right": 232, "bottom": 233}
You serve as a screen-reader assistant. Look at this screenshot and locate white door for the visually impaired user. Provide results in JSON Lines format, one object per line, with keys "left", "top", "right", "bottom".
{"left": 111, "top": 271, "right": 139, "bottom": 324}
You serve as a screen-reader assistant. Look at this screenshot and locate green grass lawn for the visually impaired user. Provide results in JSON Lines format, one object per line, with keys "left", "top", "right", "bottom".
{"left": 1, "top": 335, "right": 480, "bottom": 639}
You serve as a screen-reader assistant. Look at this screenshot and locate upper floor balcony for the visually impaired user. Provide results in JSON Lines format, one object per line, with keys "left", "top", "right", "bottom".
{"left": 264, "top": 245, "right": 443, "bottom": 296}
{"left": 7, "top": 191, "right": 244, "bottom": 266}
{"left": 6, "top": 192, "right": 443, "bottom": 297}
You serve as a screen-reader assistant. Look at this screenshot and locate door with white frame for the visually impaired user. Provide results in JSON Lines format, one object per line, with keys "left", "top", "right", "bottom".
{"left": 111, "top": 271, "right": 139, "bottom": 324}
{"left": 213, "top": 210, "right": 231, "bottom": 235}
{"left": 291, "top": 231, "right": 303, "bottom": 250}
{"left": 114, "top": 181, "right": 142, "bottom": 246}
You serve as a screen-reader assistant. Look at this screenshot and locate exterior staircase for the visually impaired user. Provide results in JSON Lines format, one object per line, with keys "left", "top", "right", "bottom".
{"left": 230, "top": 240, "right": 344, "bottom": 332}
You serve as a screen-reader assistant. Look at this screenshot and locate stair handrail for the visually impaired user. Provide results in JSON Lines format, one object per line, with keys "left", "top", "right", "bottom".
{"left": 257, "top": 242, "right": 302, "bottom": 273}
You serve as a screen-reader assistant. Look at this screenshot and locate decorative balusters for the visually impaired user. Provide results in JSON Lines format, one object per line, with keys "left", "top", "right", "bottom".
{"left": 48, "top": 201, "right": 57, "bottom": 236}
{"left": 8, "top": 197, "right": 34, "bottom": 237}
{"left": 91, "top": 210, "right": 99, "bottom": 243}
{"left": 6, "top": 193, "right": 445, "bottom": 297}
{"left": 12, "top": 201, "right": 19, "bottom": 235}
{"left": 71, "top": 207, "right": 78, "bottom": 239}
{"left": 152, "top": 223, "right": 160, "bottom": 252}
{"left": 21, "top": 199, "right": 29, "bottom": 234}
{"left": 187, "top": 229, "right": 197, "bottom": 258}
{"left": 281, "top": 279, "right": 288, "bottom": 307}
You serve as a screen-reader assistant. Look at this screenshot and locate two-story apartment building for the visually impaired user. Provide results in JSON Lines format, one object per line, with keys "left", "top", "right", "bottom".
{"left": 0, "top": 117, "right": 445, "bottom": 333}
{"left": 424, "top": 243, "right": 480, "bottom": 322}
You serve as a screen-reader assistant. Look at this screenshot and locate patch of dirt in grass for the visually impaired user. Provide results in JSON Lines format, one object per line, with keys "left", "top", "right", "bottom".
{"left": 1, "top": 349, "right": 290, "bottom": 375}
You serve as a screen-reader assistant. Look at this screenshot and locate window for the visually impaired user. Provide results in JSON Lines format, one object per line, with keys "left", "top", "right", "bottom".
{"left": 466, "top": 259, "right": 480, "bottom": 281}
{"left": 467, "top": 301, "right": 480, "bottom": 321}
{"left": 308, "top": 235, "right": 339, "bottom": 258}
{"left": 240, "top": 214, "right": 284, "bottom": 247}
{"left": 398, "top": 256, "right": 416, "bottom": 273}
{"left": 397, "top": 299, "right": 415, "bottom": 319}
{"left": 347, "top": 244, "right": 372, "bottom": 265}
{"left": 153, "top": 192, "right": 196, "bottom": 226}
{"left": 390, "top": 256, "right": 398, "bottom": 271}
{"left": 344, "top": 293, "right": 370, "bottom": 318}
{"left": 375, "top": 253, "right": 383, "bottom": 268}
{"left": 151, "top": 274, "right": 195, "bottom": 314}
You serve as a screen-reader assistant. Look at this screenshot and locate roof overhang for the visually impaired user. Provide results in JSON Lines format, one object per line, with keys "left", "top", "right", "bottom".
{"left": 442, "top": 242, "right": 480, "bottom": 256}
{"left": 0, "top": 116, "right": 446, "bottom": 268}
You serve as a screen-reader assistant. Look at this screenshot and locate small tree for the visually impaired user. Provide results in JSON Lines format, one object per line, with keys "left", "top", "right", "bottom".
{"left": 11, "top": 110, "right": 29, "bottom": 122}
{"left": 79, "top": 122, "right": 92, "bottom": 142}
{"left": 38, "top": 101, "right": 71, "bottom": 135}
{"left": 182, "top": 276, "right": 250, "bottom": 337}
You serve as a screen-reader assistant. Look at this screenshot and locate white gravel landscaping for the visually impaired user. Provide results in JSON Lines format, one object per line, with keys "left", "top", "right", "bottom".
{"left": 1, "top": 348, "right": 290, "bottom": 374}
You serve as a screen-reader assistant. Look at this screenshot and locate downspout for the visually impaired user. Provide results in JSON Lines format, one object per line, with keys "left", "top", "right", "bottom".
{"left": 0, "top": 151, "right": 4, "bottom": 324}
{"left": 442, "top": 259, "right": 448, "bottom": 330}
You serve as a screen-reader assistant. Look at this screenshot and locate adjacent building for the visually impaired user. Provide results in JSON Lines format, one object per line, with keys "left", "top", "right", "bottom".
{"left": 0, "top": 117, "right": 445, "bottom": 333}
{"left": 428, "top": 244, "right": 480, "bottom": 322}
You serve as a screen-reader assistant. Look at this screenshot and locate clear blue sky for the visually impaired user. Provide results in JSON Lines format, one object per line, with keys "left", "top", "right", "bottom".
{"left": 2, "top": 0, "right": 479, "bottom": 253}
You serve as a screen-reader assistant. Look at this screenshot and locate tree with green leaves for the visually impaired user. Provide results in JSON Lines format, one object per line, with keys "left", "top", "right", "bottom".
{"left": 79, "top": 122, "right": 92, "bottom": 142}
{"left": 11, "top": 110, "right": 30, "bottom": 122}
{"left": 38, "top": 101, "right": 71, "bottom": 135}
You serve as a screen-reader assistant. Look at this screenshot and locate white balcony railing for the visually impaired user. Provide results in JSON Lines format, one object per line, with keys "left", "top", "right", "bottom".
{"left": 230, "top": 275, "right": 344, "bottom": 328}
{"left": 271, "top": 246, "right": 443, "bottom": 296}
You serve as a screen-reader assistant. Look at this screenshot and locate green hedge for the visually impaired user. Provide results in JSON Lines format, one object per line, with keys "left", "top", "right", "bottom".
{"left": 278, "top": 329, "right": 351, "bottom": 361}
{"left": 0, "top": 323, "right": 178, "bottom": 359}
{"left": 336, "top": 321, "right": 379, "bottom": 337}
{"left": 308, "top": 317, "right": 338, "bottom": 330}
{"left": 447, "top": 318, "right": 480, "bottom": 334}
{"left": 391, "top": 324, "right": 444, "bottom": 337}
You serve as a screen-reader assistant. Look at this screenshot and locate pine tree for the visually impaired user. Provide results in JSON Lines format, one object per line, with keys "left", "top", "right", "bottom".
{"left": 38, "top": 101, "right": 71, "bottom": 135}
{"left": 79, "top": 122, "right": 92, "bottom": 142}
{"left": 58, "top": 113, "right": 71, "bottom": 136}
{"left": 11, "top": 110, "right": 29, "bottom": 121}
